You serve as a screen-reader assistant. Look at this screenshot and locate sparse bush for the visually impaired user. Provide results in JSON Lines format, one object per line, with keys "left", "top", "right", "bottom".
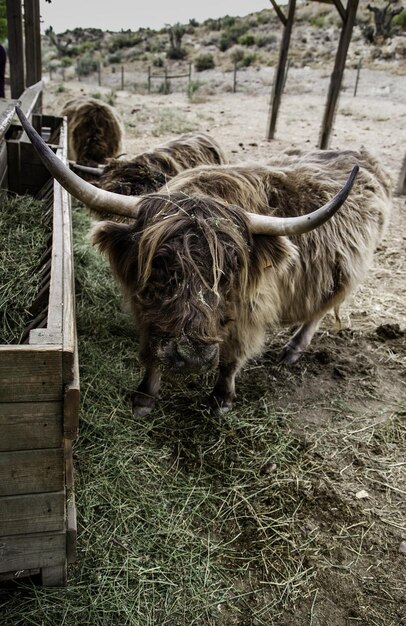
{"left": 187, "top": 79, "right": 206, "bottom": 102}
{"left": 204, "top": 17, "right": 222, "bottom": 31}
{"left": 158, "top": 80, "right": 171, "bottom": 94}
{"left": 76, "top": 54, "right": 98, "bottom": 76}
{"left": 194, "top": 52, "right": 215, "bottom": 72}
{"left": 219, "top": 23, "right": 250, "bottom": 51}
{"left": 309, "top": 15, "right": 326, "bottom": 28}
{"left": 152, "top": 56, "right": 164, "bottom": 67}
{"left": 229, "top": 46, "right": 245, "bottom": 65}
{"left": 108, "top": 52, "right": 122, "bottom": 64}
{"left": 392, "top": 7, "right": 406, "bottom": 29}
{"left": 189, "top": 18, "right": 199, "bottom": 27}
{"left": 90, "top": 92, "right": 101, "bottom": 99}
{"left": 109, "top": 32, "right": 142, "bottom": 52}
{"left": 60, "top": 56, "right": 73, "bottom": 68}
{"left": 241, "top": 52, "right": 257, "bottom": 67}
{"left": 105, "top": 90, "right": 117, "bottom": 106}
{"left": 238, "top": 32, "right": 256, "bottom": 46}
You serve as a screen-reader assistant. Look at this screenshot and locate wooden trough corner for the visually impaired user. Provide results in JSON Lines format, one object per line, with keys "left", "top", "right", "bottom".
{"left": 0, "top": 87, "right": 79, "bottom": 587}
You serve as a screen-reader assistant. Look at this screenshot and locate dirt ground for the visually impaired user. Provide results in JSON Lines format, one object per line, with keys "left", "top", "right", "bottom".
{"left": 42, "top": 65, "right": 405, "bottom": 626}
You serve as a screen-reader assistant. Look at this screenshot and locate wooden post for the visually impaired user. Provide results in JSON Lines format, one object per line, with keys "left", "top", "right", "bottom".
{"left": 396, "top": 153, "right": 406, "bottom": 195}
{"left": 353, "top": 57, "right": 362, "bottom": 97}
{"left": 188, "top": 63, "right": 192, "bottom": 86}
{"left": 121, "top": 65, "right": 124, "bottom": 90}
{"left": 283, "top": 58, "right": 291, "bottom": 91}
{"left": 24, "top": 0, "right": 42, "bottom": 87}
{"left": 266, "top": 0, "right": 296, "bottom": 141}
{"left": 164, "top": 67, "right": 168, "bottom": 94}
{"left": 6, "top": 0, "right": 25, "bottom": 98}
{"left": 233, "top": 61, "right": 237, "bottom": 93}
{"left": 148, "top": 66, "right": 151, "bottom": 93}
{"left": 98, "top": 62, "right": 101, "bottom": 86}
{"left": 319, "top": 0, "right": 359, "bottom": 149}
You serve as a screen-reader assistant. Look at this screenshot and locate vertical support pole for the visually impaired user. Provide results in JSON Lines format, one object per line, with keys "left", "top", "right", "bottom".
{"left": 233, "top": 61, "right": 237, "bottom": 93}
{"left": 121, "top": 65, "right": 124, "bottom": 90}
{"left": 164, "top": 66, "right": 168, "bottom": 94}
{"left": 98, "top": 62, "right": 101, "bottom": 86}
{"left": 24, "top": 0, "right": 42, "bottom": 86}
{"left": 353, "top": 57, "right": 362, "bottom": 97}
{"left": 148, "top": 66, "right": 151, "bottom": 93}
{"left": 396, "top": 153, "right": 406, "bottom": 195}
{"left": 6, "top": 0, "right": 25, "bottom": 98}
{"left": 266, "top": 0, "right": 296, "bottom": 141}
{"left": 319, "top": 0, "right": 359, "bottom": 149}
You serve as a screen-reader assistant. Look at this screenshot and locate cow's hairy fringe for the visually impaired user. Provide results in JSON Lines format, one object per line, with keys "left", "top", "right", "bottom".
{"left": 137, "top": 193, "right": 249, "bottom": 297}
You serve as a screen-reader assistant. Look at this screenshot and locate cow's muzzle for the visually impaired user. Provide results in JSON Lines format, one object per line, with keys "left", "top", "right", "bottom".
{"left": 158, "top": 338, "right": 219, "bottom": 374}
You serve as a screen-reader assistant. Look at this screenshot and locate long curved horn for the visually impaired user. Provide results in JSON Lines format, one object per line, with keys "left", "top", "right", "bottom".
{"left": 16, "top": 107, "right": 139, "bottom": 219}
{"left": 69, "top": 161, "right": 105, "bottom": 177}
{"left": 247, "top": 165, "right": 359, "bottom": 236}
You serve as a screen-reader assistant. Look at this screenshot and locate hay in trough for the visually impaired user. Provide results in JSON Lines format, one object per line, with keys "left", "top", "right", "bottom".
{"left": 0, "top": 192, "right": 51, "bottom": 344}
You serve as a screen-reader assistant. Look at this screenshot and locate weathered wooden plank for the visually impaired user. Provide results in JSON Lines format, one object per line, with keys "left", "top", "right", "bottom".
{"left": 24, "top": 0, "right": 42, "bottom": 87}
{"left": 0, "top": 532, "right": 66, "bottom": 573}
{"left": 0, "top": 448, "right": 64, "bottom": 496}
{"left": 6, "top": 0, "right": 25, "bottom": 99}
{"left": 65, "top": 439, "right": 74, "bottom": 490}
{"left": 64, "top": 341, "right": 80, "bottom": 439}
{"left": 0, "top": 402, "right": 62, "bottom": 451}
{"left": 40, "top": 563, "right": 67, "bottom": 586}
{"left": 0, "top": 568, "right": 40, "bottom": 582}
{"left": 0, "top": 491, "right": 65, "bottom": 535}
{"left": 66, "top": 492, "right": 77, "bottom": 563}
{"left": 0, "top": 141, "right": 7, "bottom": 189}
{"left": 0, "top": 345, "right": 62, "bottom": 402}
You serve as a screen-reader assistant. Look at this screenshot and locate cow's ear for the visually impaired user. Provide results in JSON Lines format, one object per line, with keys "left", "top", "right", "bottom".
{"left": 251, "top": 234, "right": 296, "bottom": 273}
{"left": 90, "top": 220, "right": 137, "bottom": 286}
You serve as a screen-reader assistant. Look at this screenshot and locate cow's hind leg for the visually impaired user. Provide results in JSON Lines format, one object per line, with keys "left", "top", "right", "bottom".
{"left": 279, "top": 318, "right": 321, "bottom": 365}
{"left": 210, "top": 361, "right": 239, "bottom": 415}
{"left": 131, "top": 366, "right": 161, "bottom": 416}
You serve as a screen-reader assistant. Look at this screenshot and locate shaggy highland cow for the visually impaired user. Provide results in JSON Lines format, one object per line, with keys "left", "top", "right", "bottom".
{"left": 17, "top": 107, "right": 392, "bottom": 416}
{"left": 93, "top": 132, "right": 228, "bottom": 196}
{"left": 61, "top": 97, "right": 124, "bottom": 166}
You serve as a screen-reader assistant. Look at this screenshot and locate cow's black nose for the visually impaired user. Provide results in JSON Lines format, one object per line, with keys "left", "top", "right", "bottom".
{"left": 173, "top": 340, "right": 219, "bottom": 371}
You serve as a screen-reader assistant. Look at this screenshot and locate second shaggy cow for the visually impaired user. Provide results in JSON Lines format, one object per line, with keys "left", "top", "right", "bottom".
{"left": 61, "top": 97, "right": 124, "bottom": 166}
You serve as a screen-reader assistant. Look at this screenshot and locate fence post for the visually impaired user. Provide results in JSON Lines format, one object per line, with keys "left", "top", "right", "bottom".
{"left": 121, "top": 65, "right": 124, "bottom": 90}
{"left": 98, "top": 61, "right": 101, "bottom": 86}
{"left": 188, "top": 62, "right": 192, "bottom": 87}
{"left": 353, "top": 58, "right": 362, "bottom": 97}
{"left": 164, "top": 66, "right": 168, "bottom": 94}
{"left": 148, "top": 66, "right": 151, "bottom": 93}
{"left": 233, "top": 61, "right": 237, "bottom": 93}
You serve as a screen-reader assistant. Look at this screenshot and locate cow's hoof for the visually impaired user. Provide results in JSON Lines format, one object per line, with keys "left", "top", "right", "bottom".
{"left": 209, "top": 394, "right": 235, "bottom": 416}
{"left": 279, "top": 343, "right": 302, "bottom": 365}
{"left": 131, "top": 392, "right": 156, "bottom": 417}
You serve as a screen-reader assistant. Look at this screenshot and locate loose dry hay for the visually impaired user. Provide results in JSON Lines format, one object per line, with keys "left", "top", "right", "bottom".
{"left": 0, "top": 191, "right": 52, "bottom": 344}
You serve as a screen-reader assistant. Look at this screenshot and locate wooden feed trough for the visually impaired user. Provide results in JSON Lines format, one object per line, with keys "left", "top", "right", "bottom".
{"left": 0, "top": 86, "right": 79, "bottom": 586}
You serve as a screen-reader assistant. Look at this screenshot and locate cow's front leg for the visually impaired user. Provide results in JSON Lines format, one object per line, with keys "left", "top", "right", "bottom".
{"left": 210, "top": 361, "right": 239, "bottom": 415}
{"left": 131, "top": 366, "right": 161, "bottom": 416}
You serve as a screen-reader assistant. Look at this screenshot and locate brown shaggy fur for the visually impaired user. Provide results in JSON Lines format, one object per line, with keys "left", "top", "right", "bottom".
{"left": 92, "top": 147, "right": 392, "bottom": 414}
{"left": 61, "top": 97, "right": 124, "bottom": 165}
{"left": 95, "top": 133, "right": 227, "bottom": 196}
